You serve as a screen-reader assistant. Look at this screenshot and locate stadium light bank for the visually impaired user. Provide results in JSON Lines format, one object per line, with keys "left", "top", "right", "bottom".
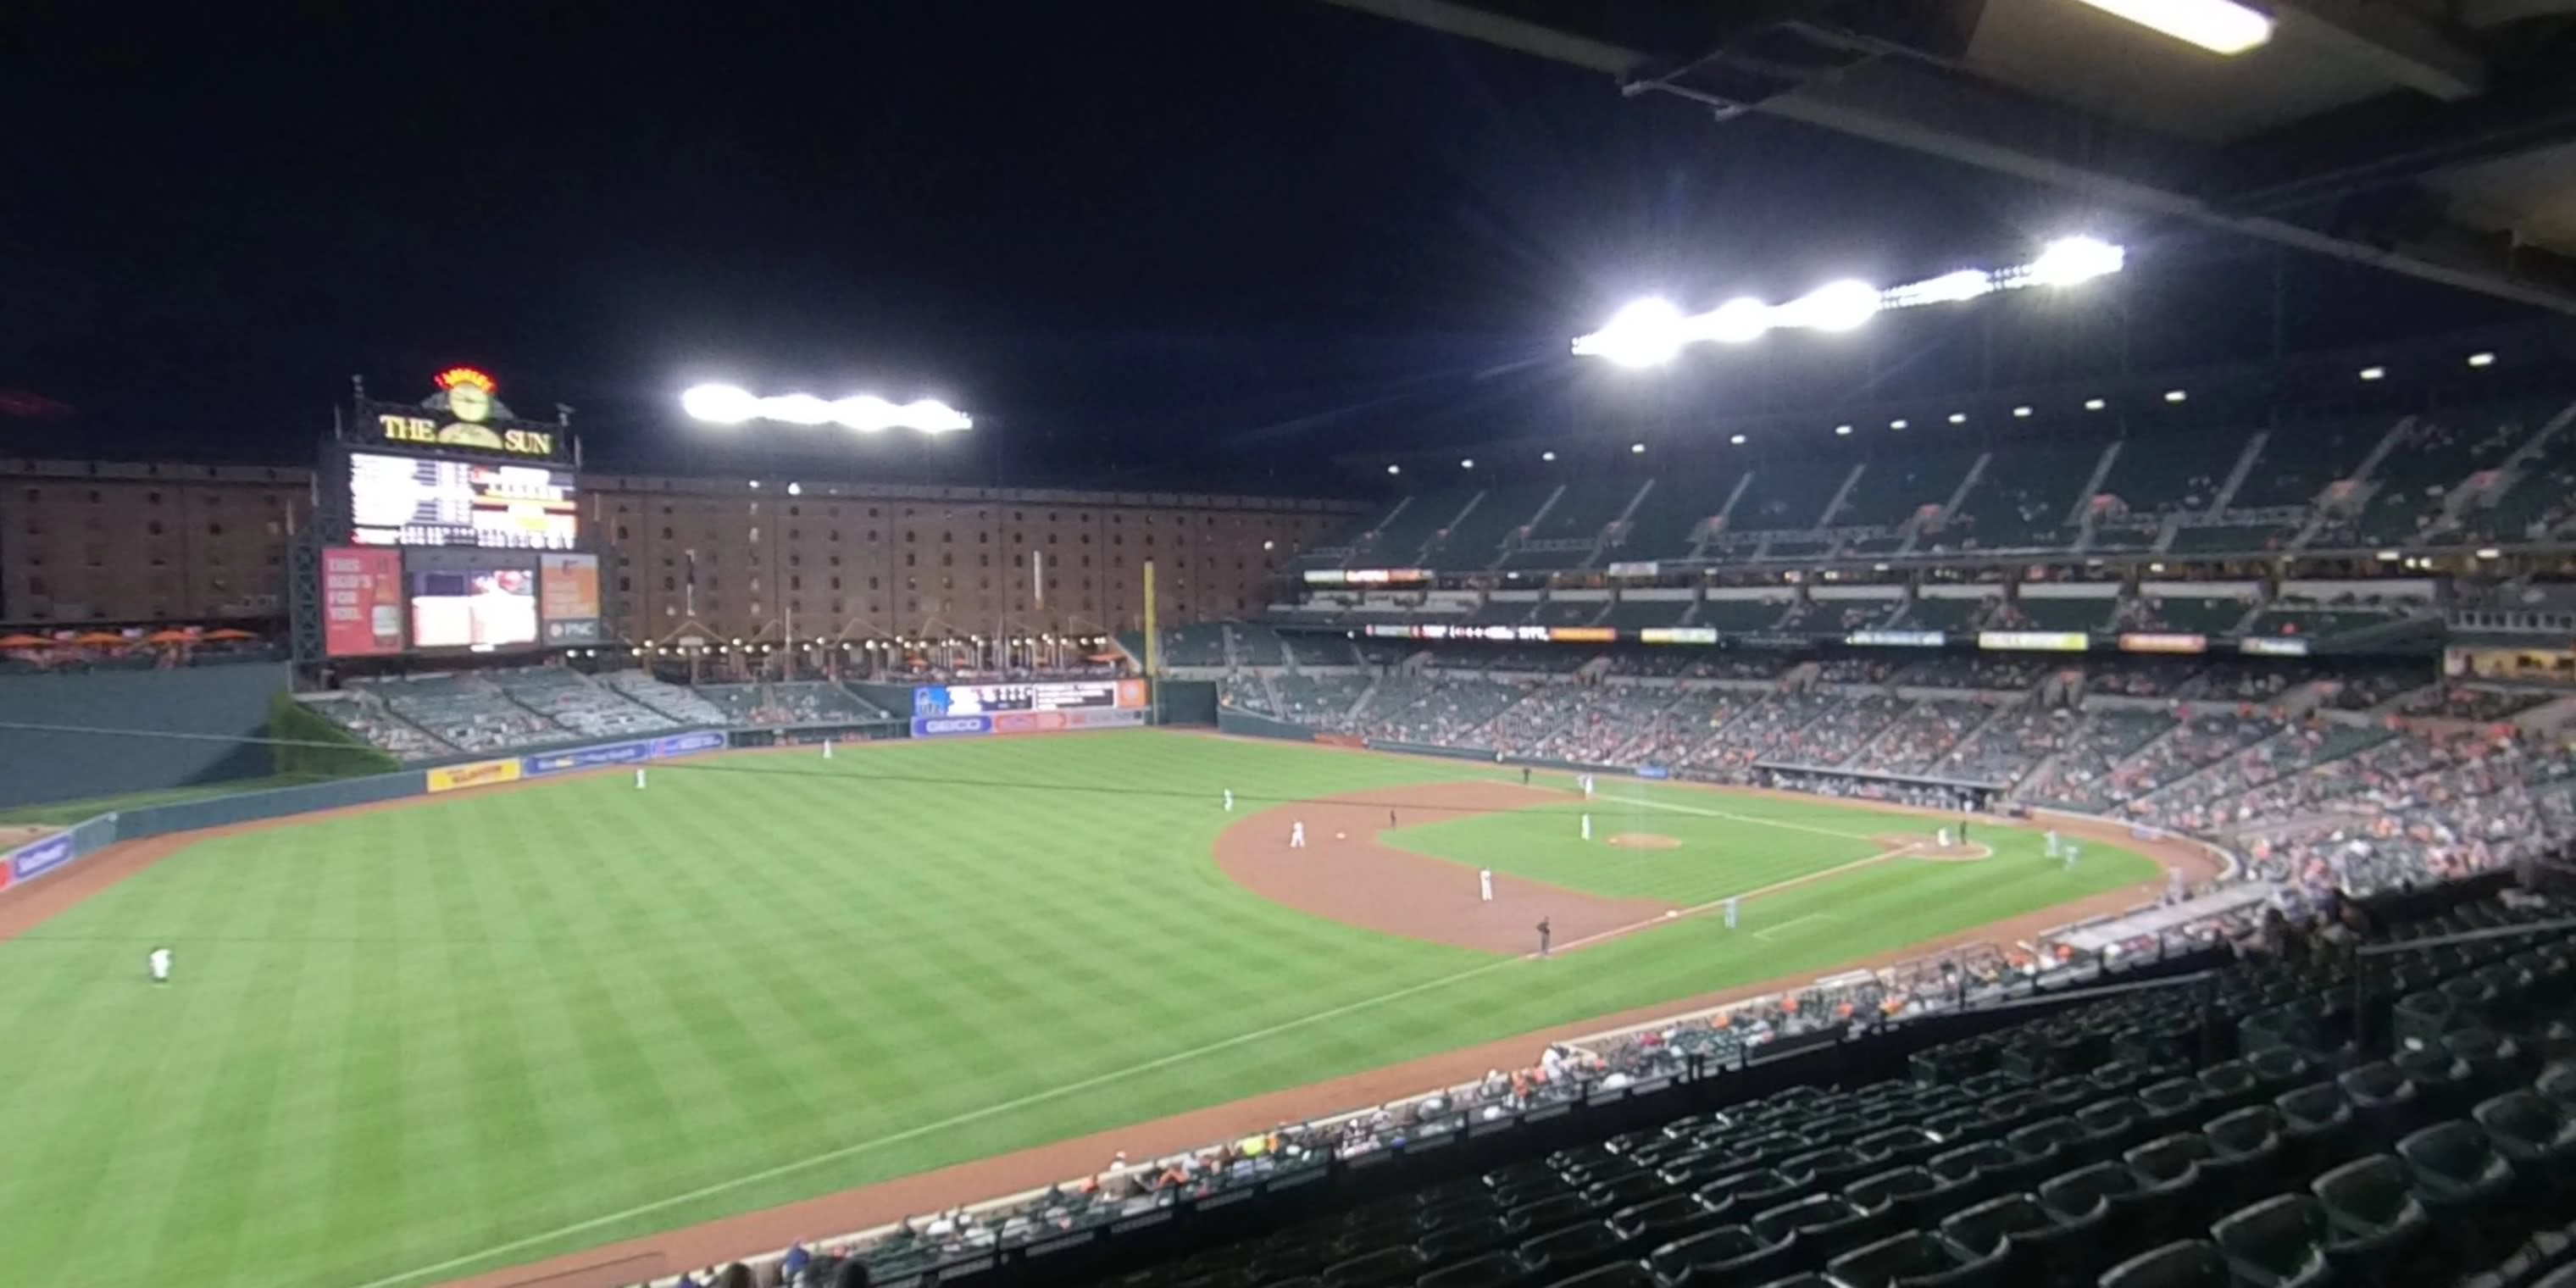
{"left": 1572, "top": 236, "right": 2127, "bottom": 369}
{"left": 681, "top": 384, "right": 974, "bottom": 434}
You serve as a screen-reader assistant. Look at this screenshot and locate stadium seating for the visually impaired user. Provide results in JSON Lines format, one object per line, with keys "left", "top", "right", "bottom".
{"left": 493, "top": 667, "right": 684, "bottom": 738}
{"left": 352, "top": 672, "right": 560, "bottom": 753}
{"left": 693, "top": 682, "right": 887, "bottom": 727}
{"left": 1503, "top": 479, "right": 1639, "bottom": 569}
{"left": 1945, "top": 440, "right": 2101, "bottom": 552}
{"left": 606, "top": 670, "right": 730, "bottom": 725}
{"left": 820, "top": 886, "right": 2576, "bottom": 1288}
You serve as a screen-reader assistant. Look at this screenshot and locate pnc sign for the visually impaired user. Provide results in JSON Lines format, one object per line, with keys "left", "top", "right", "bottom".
{"left": 369, "top": 367, "right": 563, "bottom": 459}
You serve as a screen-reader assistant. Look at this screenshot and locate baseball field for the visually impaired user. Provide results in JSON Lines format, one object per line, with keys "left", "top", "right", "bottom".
{"left": 0, "top": 730, "right": 2178, "bottom": 1288}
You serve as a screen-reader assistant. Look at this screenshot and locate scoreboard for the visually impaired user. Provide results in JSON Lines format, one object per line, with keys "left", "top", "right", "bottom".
{"left": 913, "top": 680, "right": 1146, "bottom": 718}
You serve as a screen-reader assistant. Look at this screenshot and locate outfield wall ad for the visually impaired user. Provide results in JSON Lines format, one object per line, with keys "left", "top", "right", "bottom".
{"left": 911, "top": 706, "right": 1149, "bottom": 739}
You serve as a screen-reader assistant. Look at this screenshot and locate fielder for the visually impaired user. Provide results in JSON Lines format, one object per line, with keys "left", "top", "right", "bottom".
{"left": 2063, "top": 841, "right": 2081, "bottom": 871}
{"left": 146, "top": 946, "right": 172, "bottom": 985}
{"left": 1223, "top": 789, "right": 1234, "bottom": 813}
{"left": 636, "top": 767, "right": 647, "bottom": 790}
{"left": 2044, "top": 830, "right": 2062, "bottom": 859}
{"left": 1581, "top": 774, "right": 1596, "bottom": 799}
{"left": 1290, "top": 821, "right": 1307, "bottom": 848}
{"left": 1479, "top": 869, "right": 1494, "bottom": 902}
{"left": 1581, "top": 813, "right": 1593, "bottom": 841}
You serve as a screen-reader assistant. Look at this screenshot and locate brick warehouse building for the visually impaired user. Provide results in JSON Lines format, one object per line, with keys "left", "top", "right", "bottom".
{"left": 0, "top": 458, "right": 1363, "bottom": 641}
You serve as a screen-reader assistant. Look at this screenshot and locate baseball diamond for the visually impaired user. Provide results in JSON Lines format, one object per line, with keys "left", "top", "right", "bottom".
{"left": 0, "top": 730, "right": 2190, "bottom": 1288}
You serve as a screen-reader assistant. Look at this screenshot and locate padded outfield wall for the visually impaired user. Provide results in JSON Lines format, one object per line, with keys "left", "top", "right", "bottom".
{"left": 0, "top": 663, "right": 290, "bottom": 809}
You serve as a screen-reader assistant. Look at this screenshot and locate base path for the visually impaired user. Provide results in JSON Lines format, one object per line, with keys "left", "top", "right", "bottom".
{"left": 1212, "top": 781, "right": 1677, "bottom": 955}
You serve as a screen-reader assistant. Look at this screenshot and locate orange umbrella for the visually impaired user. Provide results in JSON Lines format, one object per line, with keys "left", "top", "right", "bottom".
{"left": 69, "top": 631, "right": 128, "bottom": 647}
{"left": 0, "top": 634, "right": 49, "bottom": 649}
{"left": 144, "top": 629, "right": 196, "bottom": 644}
{"left": 204, "top": 628, "right": 260, "bottom": 641}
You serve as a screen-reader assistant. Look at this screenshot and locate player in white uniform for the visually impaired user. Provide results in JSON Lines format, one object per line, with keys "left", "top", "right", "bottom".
{"left": 147, "top": 946, "right": 172, "bottom": 985}
{"left": 1223, "top": 789, "right": 1234, "bottom": 812}
{"left": 2044, "top": 830, "right": 2061, "bottom": 859}
{"left": 1290, "top": 821, "right": 1307, "bottom": 848}
{"left": 1580, "top": 813, "right": 1593, "bottom": 841}
{"left": 1479, "top": 869, "right": 1494, "bottom": 902}
{"left": 636, "top": 767, "right": 647, "bottom": 790}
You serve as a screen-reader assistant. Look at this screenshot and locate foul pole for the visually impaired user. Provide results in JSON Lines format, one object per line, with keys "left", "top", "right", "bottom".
{"left": 1143, "top": 559, "right": 1161, "bottom": 725}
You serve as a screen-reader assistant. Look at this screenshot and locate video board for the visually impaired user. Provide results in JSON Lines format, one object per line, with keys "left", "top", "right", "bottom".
{"left": 347, "top": 451, "right": 579, "bottom": 550}
{"left": 405, "top": 549, "right": 540, "bottom": 651}
{"left": 912, "top": 679, "right": 1148, "bottom": 718}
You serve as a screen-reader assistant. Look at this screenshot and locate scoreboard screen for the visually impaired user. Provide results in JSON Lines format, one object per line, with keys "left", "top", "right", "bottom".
{"left": 913, "top": 680, "right": 1145, "bottom": 718}
{"left": 348, "top": 451, "right": 580, "bottom": 550}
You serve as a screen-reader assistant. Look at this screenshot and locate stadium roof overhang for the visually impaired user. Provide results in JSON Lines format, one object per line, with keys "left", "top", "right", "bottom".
{"left": 1322, "top": 0, "right": 2576, "bottom": 314}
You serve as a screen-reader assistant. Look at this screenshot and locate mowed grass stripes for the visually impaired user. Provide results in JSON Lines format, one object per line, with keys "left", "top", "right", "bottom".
{"left": 0, "top": 732, "right": 2155, "bottom": 1288}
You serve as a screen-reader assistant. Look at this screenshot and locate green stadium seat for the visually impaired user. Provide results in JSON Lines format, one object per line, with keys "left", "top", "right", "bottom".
{"left": 2124, "top": 1135, "right": 2218, "bottom": 1241}
{"left": 2074, "top": 1097, "right": 2151, "bottom": 1165}
{"left": 1644, "top": 1223, "right": 1796, "bottom": 1286}
{"left": 2392, "top": 1048, "right": 2482, "bottom": 1123}
{"left": 1780, "top": 1146, "right": 1879, "bottom": 1193}
{"left": 2135, "top": 1077, "right": 2205, "bottom": 1135}
{"left": 2399, "top": 1119, "right": 2524, "bottom": 1264}
{"left": 1855, "top": 1125, "right": 1948, "bottom": 1169}
{"left": 1750, "top": 1192, "right": 1879, "bottom": 1263}
{"left": 2475, "top": 1089, "right": 2576, "bottom": 1208}
{"left": 1414, "top": 1214, "right": 1508, "bottom": 1263}
{"left": 1606, "top": 1193, "right": 1725, "bottom": 1251}
{"left": 2007, "top": 1116, "right": 2085, "bottom": 1176}
{"left": 1319, "top": 1246, "right": 1424, "bottom": 1288}
{"left": 2336, "top": 1063, "right": 2424, "bottom": 1146}
{"left": 2208, "top": 1194, "right": 2335, "bottom": 1288}
{"left": 1534, "top": 1262, "right": 1657, "bottom": 1288}
{"left": 2446, "top": 1027, "right": 2535, "bottom": 1101}
{"left": 1414, "top": 1249, "right": 1531, "bottom": 1288}
{"left": 2275, "top": 1084, "right": 2362, "bottom": 1177}
{"left": 1701, "top": 1168, "right": 1808, "bottom": 1213}
{"left": 2310, "top": 1154, "right": 2444, "bottom": 1288}
{"left": 2246, "top": 1048, "right": 2314, "bottom": 1099}
{"left": 2201, "top": 1105, "right": 2290, "bottom": 1208}
{"left": 1929, "top": 1141, "right": 2041, "bottom": 1205}
{"left": 1516, "top": 1221, "right": 1625, "bottom": 1280}
{"left": 1823, "top": 1230, "right": 1974, "bottom": 1288}
{"left": 1505, "top": 1195, "right": 1598, "bottom": 1238}
{"left": 1940, "top": 1192, "right": 2090, "bottom": 1288}
{"left": 2096, "top": 1240, "right": 2229, "bottom": 1288}
{"left": 2195, "top": 1061, "right": 2262, "bottom": 1117}
{"left": 1846, "top": 1164, "right": 1969, "bottom": 1230}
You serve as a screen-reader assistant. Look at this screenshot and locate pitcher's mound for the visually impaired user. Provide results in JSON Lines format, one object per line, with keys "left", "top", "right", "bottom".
{"left": 1607, "top": 832, "right": 1682, "bottom": 851}
{"left": 1875, "top": 833, "right": 1994, "bottom": 862}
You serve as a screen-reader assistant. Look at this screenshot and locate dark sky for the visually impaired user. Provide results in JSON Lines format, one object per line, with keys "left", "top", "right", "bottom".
{"left": 0, "top": 1, "right": 2532, "bottom": 493}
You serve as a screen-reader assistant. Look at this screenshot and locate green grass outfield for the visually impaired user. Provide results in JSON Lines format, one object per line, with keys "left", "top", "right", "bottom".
{"left": 0, "top": 732, "right": 2153, "bottom": 1288}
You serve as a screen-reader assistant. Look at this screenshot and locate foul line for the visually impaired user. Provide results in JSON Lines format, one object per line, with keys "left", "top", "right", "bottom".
{"left": 1543, "top": 841, "right": 1919, "bottom": 956}
{"left": 1598, "top": 789, "right": 1888, "bottom": 843}
{"left": 347, "top": 939, "right": 1551, "bottom": 1288}
{"left": 1755, "top": 913, "right": 1831, "bottom": 942}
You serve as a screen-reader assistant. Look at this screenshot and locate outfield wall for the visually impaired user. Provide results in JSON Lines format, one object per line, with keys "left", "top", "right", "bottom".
{"left": 0, "top": 663, "right": 291, "bottom": 809}
{"left": 0, "top": 728, "right": 727, "bottom": 893}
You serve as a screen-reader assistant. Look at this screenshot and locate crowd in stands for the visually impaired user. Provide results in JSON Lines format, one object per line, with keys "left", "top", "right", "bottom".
{"left": 2398, "top": 683, "right": 2557, "bottom": 722}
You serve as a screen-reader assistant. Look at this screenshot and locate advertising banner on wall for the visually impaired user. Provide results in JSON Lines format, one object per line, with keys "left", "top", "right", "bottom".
{"left": 1639, "top": 627, "right": 1719, "bottom": 645}
{"left": 319, "top": 546, "right": 408, "bottom": 658}
{"left": 911, "top": 707, "right": 1148, "bottom": 739}
{"left": 2241, "top": 637, "right": 2312, "bottom": 657}
{"left": 1846, "top": 630, "right": 1946, "bottom": 647}
{"left": 2118, "top": 632, "right": 2209, "bottom": 655}
{"left": 6, "top": 832, "right": 72, "bottom": 885}
{"left": 539, "top": 552, "right": 603, "bottom": 645}
{"left": 425, "top": 758, "right": 523, "bottom": 793}
{"left": 1977, "top": 630, "right": 2091, "bottom": 652}
{"left": 519, "top": 730, "right": 727, "bottom": 777}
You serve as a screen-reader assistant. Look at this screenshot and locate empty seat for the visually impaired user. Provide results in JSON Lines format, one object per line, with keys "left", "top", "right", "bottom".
{"left": 1824, "top": 1230, "right": 1973, "bottom": 1288}
{"left": 1643, "top": 1223, "right": 1795, "bottom": 1286}
{"left": 2475, "top": 1088, "right": 2576, "bottom": 1199}
{"left": 2398, "top": 1119, "right": 2524, "bottom": 1264}
{"left": 2393, "top": 1048, "right": 2480, "bottom": 1122}
{"left": 1846, "top": 1164, "right": 1968, "bottom": 1230}
{"left": 1317, "top": 1246, "right": 1423, "bottom": 1288}
{"left": 1605, "top": 1194, "right": 1724, "bottom": 1252}
{"left": 1929, "top": 1141, "right": 2038, "bottom": 1204}
{"left": 2310, "top": 1154, "right": 2442, "bottom": 1288}
{"left": 1414, "top": 1250, "right": 1529, "bottom": 1288}
{"left": 1699, "top": 1168, "right": 1806, "bottom": 1213}
{"left": 2097, "top": 1239, "right": 2229, "bottom": 1288}
{"left": 2200, "top": 1106, "right": 2289, "bottom": 1209}
{"left": 1534, "top": 1262, "right": 1656, "bottom": 1288}
{"left": 2124, "top": 1135, "right": 2219, "bottom": 1240}
{"left": 2336, "top": 1063, "right": 2423, "bottom": 1146}
{"left": 2136, "top": 1077, "right": 2205, "bottom": 1133}
{"left": 1855, "top": 1125, "right": 1947, "bottom": 1168}
{"left": 2196, "top": 1061, "right": 2262, "bottom": 1116}
{"left": 1779, "top": 1146, "right": 1877, "bottom": 1193}
{"left": 1516, "top": 1221, "right": 1624, "bottom": 1280}
{"left": 1749, "top": 1192, "right": 1878, "bottom": 1263}
{"left": 2007, "top": 1116, "right": 2085, "bottom": 1175}
{"left": 1414, "top": 1214, "right": 1507, "bottom": 1263}
{"left": 1504, "top": 1194, "right": 1596, "bottom": 1237}
{"left": 2208, "top": 1194, "right": 2334, "bottom": 1288}
{"left": 2074, "top": 1097, "right": 2150, "bottom": 1164}
{"left": 2274, "top": 1084, "right": 2362, "bottom": 1176}
{"left": 2035, "top": 1162, "right": 2150, "bottom": 1279}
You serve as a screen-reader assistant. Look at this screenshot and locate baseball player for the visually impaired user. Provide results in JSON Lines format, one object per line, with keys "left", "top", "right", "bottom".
{"left": 1581, "top": 813, "right": 1593, "bottom": 841}
{"left": 636, "top": 767, "right": 647, "bottom": 790}
{"left": 1581, "top": 774, "right": 1595, "bottom": 800}
{"left": 1479, "top": 869, "right": 1494, "bottom": 902}
{"left": 2044, "top": 830, "right": 2061, "bottom": 859}
{"left": 146, "top": 946, "right": 172, "bottom": 985}
{"left": 2063, "top": 841, "right": 2081, "bottom": 871}
{"left": 1223, "top": 789, "right": 1234, "bottom": 813}
{"left": 1290, "top": 821, "right": 1307, "bottom": 848}
{"left": 1536, "top": 918, "right": 1552, "bottom": 958}
{"left": 1389, "top": 808, "right": 1397, "bottom": 829}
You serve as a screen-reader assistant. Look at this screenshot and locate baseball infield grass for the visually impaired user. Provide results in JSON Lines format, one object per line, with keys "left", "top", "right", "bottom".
{"left": 0, "top": 732, "right": 2154, "bottom": 1288}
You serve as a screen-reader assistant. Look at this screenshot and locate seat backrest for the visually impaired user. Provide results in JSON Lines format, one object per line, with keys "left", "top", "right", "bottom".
{"left": 1824, "top": 1230, "right": 1958, "bottom": 1288}
{"left": 2098, "top": 1238, "right": 2229, "bottom": 1287}
{"left": 1937, "top": 1193, "right": 2051, "bottom": 1259}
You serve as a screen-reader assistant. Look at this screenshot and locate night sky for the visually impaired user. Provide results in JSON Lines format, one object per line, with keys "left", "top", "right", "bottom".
{"left": 0, "top": 1, "right": 2533, "bottom": 493}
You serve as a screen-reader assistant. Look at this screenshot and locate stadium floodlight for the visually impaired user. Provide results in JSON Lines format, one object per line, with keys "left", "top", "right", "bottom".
{"left": 2469, "top": 351, "right": 2497, "bottom": 368}
{"left": 1574, "top": 237, "right": 2124, "bottom": 364}
{"left": 2164, "top": 389, "right": 2188, "bottom": 402}
{"left": 2085, "top": 397, "right": 2107, "bottom": 410}
{"left": 2359, "top": 366, "right": 2386, "bottom": 381}
{"left": 1460, "top": 458, "right": 1474, "bottom": 469}
{"left": 1834, "top": 424, "right": 1853, "bottom": 436}
{"left": 1630, "top": 442, "right": 1646, "bottom": 453}
{"left": 1890, "top": 419, "right": 1908, "bottom": 430}
{"left": 2023, "top": 236, "right": 2128, "bottom": 288}
{"left": 1573, "top": 297, "right": 1690, "bottom": 367}
{"left": 682, "top": 383, "right": 972, "bottom": 434}
{"left": 1541, "top": 450, "right": 1557, "bottom": 461}
{"left": 2071, "top": 0, "right": 2273, "bottom": 55}
{"left": 1783, "top": 280, "right": 1880, "bottom": 333}
{"left": 1947, "top": 412, "right": 1968, "bottom": 425}
{"left": 1729, "top": 433, "right": 1747, "bottom": 445}
{"left": 2012, "top": 406, "right": 2034, "bottom": 418}
{"left": 1387, "top": 464, "right": 1402, "bottom": 475}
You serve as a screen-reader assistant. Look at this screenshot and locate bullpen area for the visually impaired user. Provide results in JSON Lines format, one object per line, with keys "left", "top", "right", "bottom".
{"left": 0, "top": 730, "right": 2187, "bottom": 1288}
